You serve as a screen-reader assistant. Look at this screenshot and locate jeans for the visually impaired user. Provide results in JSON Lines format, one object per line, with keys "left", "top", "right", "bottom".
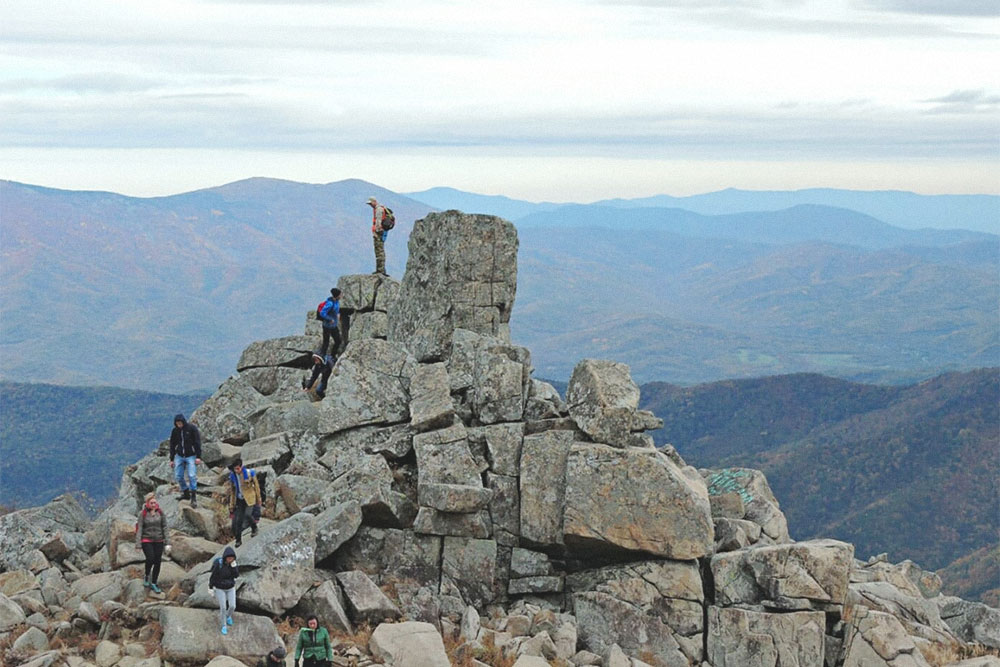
{"left": 141, "top": 541, "right": 164, "bottom": 584}
{"left": 175, "top": 455, "right": 197, "bottom": 492}
{"left": 214, "top": 586, "right": 236, "bottom": 628}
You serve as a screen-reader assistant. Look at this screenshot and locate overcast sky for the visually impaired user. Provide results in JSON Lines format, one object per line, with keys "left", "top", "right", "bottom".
{"left": 1, "top": 0, "right": 997, "bottom": 200}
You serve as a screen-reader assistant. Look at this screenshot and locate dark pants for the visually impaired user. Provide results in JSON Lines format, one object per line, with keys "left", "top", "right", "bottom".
{"left": 232, "top": 499, "right": 256, "bottom": 541}
{"left": 306, "top": 364, "right": 333, "bottom": 396}
{"left": 141, "top": 541, "right": 164, "bottom": 584}
{"left": 320, "top": 326, "right": 341, "bottom": 356}
{"left": 303, "top": 659, "right": 331, "bottom": 667}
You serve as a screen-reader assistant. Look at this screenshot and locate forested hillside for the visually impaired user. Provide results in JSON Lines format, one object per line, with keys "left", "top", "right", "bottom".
{"left": 640, "top": 368, "right": 1000, "bottom": 603}
{"left": 0, "top": 382, "right": 209, "bottom": 509}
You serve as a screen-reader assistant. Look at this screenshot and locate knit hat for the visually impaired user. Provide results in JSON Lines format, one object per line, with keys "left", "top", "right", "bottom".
{"left": 271, "top": 646, "right": 287, "bottom": 658}
{"left": 367, "top": 196, "right": 377, "bottom": 204}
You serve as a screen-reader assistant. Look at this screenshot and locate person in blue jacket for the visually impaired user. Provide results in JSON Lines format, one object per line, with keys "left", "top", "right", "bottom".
{"left": 318, "top": 288, "right": 341, "bottom": 357}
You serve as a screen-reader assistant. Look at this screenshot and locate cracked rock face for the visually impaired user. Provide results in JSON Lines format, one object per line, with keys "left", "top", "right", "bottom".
{"left": 388, "top": 211, "right": 518, "bottom": 361}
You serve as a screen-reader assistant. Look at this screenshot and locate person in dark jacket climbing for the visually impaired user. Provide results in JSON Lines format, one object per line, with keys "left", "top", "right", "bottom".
{"left": 227, "top": 459, "right": 261, "bottom": 547}
{"left": 257, "top": 645, "right": 287, "bottom": 667}
{"left": 302, "top": 352, "right": 334, "bottom": 399}
{"left": 294, "top": 614, "right": 333, "bottom": 667}
{"left": 318, "top": 288, "right": 342, "bottom": 357}
{"left": 209, "top": 545, "right": 239, "bottom": 635}
{"left": 135, "top": 492, "right": 170, "bottom": 594}
{"left": 169, "top": 414, "right": 202, "bottom": 506}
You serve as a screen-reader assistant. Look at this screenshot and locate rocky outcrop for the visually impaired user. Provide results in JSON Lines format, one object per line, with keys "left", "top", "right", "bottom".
{"left": 2, "top": 207, "right": 994, "bottom": 667}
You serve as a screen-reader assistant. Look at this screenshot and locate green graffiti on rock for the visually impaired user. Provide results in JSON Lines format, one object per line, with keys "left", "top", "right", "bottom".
{"left": 706, "top": 469, "right": 754, "bottom": 505}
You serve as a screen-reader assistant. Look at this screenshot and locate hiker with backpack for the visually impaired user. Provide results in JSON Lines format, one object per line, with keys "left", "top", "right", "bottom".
{"left": 227, "top": 459, "right": 261, "bottom": 547}
{"left": 209, "top": 545, "right": 239, "bottom": 635}
{"left": 135, "top": 492, "right": 170, "bottom": 594}
{"left": 257, "top": 646, "right": 287, "bottom": 667}
{"left": 317, "top": 288, "right": 342, "bottom": 357}
{"left": 302, "top": 352, "right": 334, "bottom": 399}
{"left": 366, "top": 196, "right": 395, "bottom": 276}
{"left": 169, "top": 414, "right": 202, "bottom": 507}
{"left": 294, "top": 614, "right": 333, "bottom": 667}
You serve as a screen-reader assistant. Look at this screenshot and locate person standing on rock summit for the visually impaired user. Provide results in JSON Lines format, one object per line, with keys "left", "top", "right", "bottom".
{"left": 169, "top": 414, "right": 202, "bottom": 507}
{"left": 227, "top": 459, "right": 262, "bottom": 547}
{"left": 135, "top": 492, "right": 169, "bottom": 594}
{"left": 366, "top": 196, "right": 393, "bottom": 276}
{"left": 209, "top": 545, "right": 239, "bottom": 635}
{"left": 294, "top": 614, "right": 333, "bottom": 667}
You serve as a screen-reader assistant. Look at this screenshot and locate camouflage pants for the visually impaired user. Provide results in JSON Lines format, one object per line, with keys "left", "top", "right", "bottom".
{"left": 372, "top": 232, "right": 386, "bottom": 274}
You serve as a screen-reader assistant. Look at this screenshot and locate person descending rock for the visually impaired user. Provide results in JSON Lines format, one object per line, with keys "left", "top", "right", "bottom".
{"left": 169, "top": 414, "right": 202, "bottom": 507}
{"left": 135, "top": 492, "right": 170, "bottom": 594}
{"left": 257, "top": 646, "right": 287, "bottom": 667}
{"left": 209, "top": 545, "right": 239, "bottom": 636}
{"left": 366, "top": 196, "right": 392, "bottom": 276}
{"left": 302, "top": 352, "right": 334, "bottom": 399}
{"left": 294, "top": 614, "right": 333, "bottom": 667}
{"left": 227, "top": 459, "right": 261, "bottom": 547}
{"left": 318, "top": 287, "right": 342, "bottom": 357}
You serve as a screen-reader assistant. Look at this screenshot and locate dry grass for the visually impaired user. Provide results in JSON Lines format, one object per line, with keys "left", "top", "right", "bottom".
{"left": 465, "top": 630, "right": 517, "bottom": 667}
{"left": 330, "top": 621, "right": 373, "bottom": 653}
{"left": 141, "top": 621, "right": 163, "bottom": 657}
{"left": 919, "top": 641, "right": 1000, "bottom": 666}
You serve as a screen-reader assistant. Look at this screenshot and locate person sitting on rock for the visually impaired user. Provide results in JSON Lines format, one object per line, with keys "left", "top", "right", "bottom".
{"left": 209, "top": 545, "right": 239, "bottom": 636}
{"left": 227, "top": 459, "right": 261, "bottom": 547}
{"left": 302, "top": 352, "right": 334, "bottom": 399}
{"left": 367, "top": 196, "right": 391, "bottom": 276}
{"left": 257, "top": 645, "right": 287, "bottom": 667}
{"left": 294, "top": 614, "right": 333, "bottom": 667}
{"left": 318, "top": 287, "right": 342, "bottom": 357}
{"left": 169, "top": 413, "right": 202, "bottom": 507}
{"left": 135, "top": 492, "right": 170, "bottom": 594}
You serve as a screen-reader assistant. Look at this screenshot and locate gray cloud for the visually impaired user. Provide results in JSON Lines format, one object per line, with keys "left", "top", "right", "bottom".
{"left": 920, "top": 89, "right": 1000, "bottom": 114}
{"left": 856, "top": 0, "right": 1000, "bottom": 17}
{"left": 2, "top": 73, "right": 163, "bottom": 94}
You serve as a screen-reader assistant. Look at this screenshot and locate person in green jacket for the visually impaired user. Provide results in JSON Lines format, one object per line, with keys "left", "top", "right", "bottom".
{"left": 294, "top": 614, "right": 332, "bottom": 667}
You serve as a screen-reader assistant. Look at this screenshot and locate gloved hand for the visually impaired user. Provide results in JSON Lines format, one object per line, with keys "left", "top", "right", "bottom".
{"left": 164, "top": 544, "right": 172, "bottom": 555}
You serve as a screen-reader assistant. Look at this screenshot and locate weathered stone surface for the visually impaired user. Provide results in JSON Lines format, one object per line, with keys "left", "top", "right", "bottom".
{"left": 713, "top": 539, "right": 854, "bottom": 611}
{"left": 413, "top": 423, "right": 482, "bottom": 488}
{"left": 470, "top": 422, "right": 525, "bottom": 477}
{"left": 275, "top": 474, "right": 334, "bottom": 514}
{"left": 0, "top": 591, "right": 27, "bottom": 631}
{"left": 0, "top": 512, "right": 49, "bottom": 572}
{"left": 413, "top": 508, "right": 491, "bottom": 538}
{"left": 70, "top": 572, "right": 124, "bottom": 606}
{"left": 702, "top": 468, "right": 791, "bottom": 543}
{"left": 0, "top": 570, "right": 38, "bottom": 598}
{"left": 338, "top": 273, "right": 387, "bottom": 313}
{"left": 842, "top": 608, "right": 932, "bottom": 667}
{"left": 370, "top": 620, "right": 451, "bottom": 667}
{"left": 388, "top": 211, "right": 518, "bottom": 361}
{"left": 159, "top": 607, "right": 282, "bottom": 662}
{"left": 19, "top": 494, "right": 90, "bottom": 535}
{"left": 707, "top": 606, "right": 826, "bottom": 667}
{"left": 512, "top": 548, "right": 555, "bottom": 578}
{"left": 249, "top": 400, "right": 320, "bottom": 439}
{"left": 331, "top": 527, "right": 442, "bottom": 589}
{"left": 418, "top": 483, "right": 493, "bottom": 513}
{"left": 937, "top": 595, "right": 1000, "bottom": 649}
{"left": 336, "top": 570, "right": 401, "bottom": 624}
{"left": 240, "top": 365, "right": 308, "bottom": 401}
{"left": 569, "top": 559, "right": 704, "bottom": 665}
{"left": 199, "top": 439, "right": 244, "bottom": 467}
{"left": 525, "top": 378, "right": 567, "bottom": 420}
{"left": 486, "top": 473, "right": 520, "bottom": 547}
{"left": 294, "top": 580, "right": 353, "bottom": 633}
{"left": 317, "top": 338, "right": 416, "bottom": 434}
{"left": 564, "top": 444, "right": 713, "bottom": 560}
{"left": 852, "top": 557, "right": 942, "bottom": 600}
{"left": 158, "top": 533, "right": 215, "bottom": 571}
{"left": 565, "top": 359, "right": 660, "bottom": 448}
{"left": 239, "top": 564, "right": 316, "bottom": 616}
{"left": 94, "top": 639, "right": 121, "bottom": 667}
{"left": 850, "top": 582, "right": 957, "bottom": 644}
{"left": 509, "top": 576, "right": 564, "bottom": 595}
{"left": 441, "top": 537, "right": 498, "bottom": 608}
{"left": 409, "top": 362, "right": 457, "bottom": 432}
{"left": 519, "top": 430, "right": 573, "bottom": 548}
{"left": 314, "top": 501, "right": 363, "bottom": 563}
{"left": 191, "top": 374, "right": 269, "bottom": 443}
{"left": 12, "top": 625, "right": 49, "bottom": 653}
{"left": 240, "top": 432, "right": 294, "bottom": 471}
{"left": 237, "top": 335, "right": 315, "bottom": 371}
{"left": 238, "top": 512, "right": 315, "bottom": 570}
{"left": 512, "top": 656, "right": 551, "bottom": 667}
{"left": 325, "top": 454, "right": 416, "bottom": 528}
{"left": 350, "top": 310, "right": 389, "bottom": 341}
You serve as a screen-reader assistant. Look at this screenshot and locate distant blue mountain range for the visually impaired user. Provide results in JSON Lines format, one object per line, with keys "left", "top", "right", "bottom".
{"left": 406, "top": 186, "right": 999, "bottom": 234}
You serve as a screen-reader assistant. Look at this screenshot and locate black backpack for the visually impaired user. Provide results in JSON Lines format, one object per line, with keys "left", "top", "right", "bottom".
{"left": 381, "top": 207, "right": 396, "bottom": 231}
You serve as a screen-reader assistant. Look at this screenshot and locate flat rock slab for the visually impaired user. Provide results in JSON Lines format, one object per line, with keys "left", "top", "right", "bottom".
{"left": 159, "top": 607, "right": 282, "bottom": 662}
{"left": 707, "top": 606, "right": 825, "bottom": 667}
{"left": 563, "top": 443, "right": 713, "bottom": 560}
{"left": 336, "top": 570, "right": 401, "bottom": 624}
{"left": 370, "top": 621, "right": 451, "bottom": 667}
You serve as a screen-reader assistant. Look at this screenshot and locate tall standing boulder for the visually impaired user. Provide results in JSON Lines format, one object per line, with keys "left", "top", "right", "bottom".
{"left": 565, "top": 359, "right": 662, "bottom": 449}
{"left": 388, "top": 211, "right": 518, "bottom": 361}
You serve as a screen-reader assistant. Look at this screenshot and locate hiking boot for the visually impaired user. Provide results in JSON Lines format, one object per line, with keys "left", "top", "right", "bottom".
{"left": 234, "top": 538, "right": 241, "bottom": 548}
{"left": 251, "top": 526, "right": 259, "bottom": 538}
{"left": 190, "top": 495, "right": 198, "bottom": 508}
{"left": 179, "top": 489, "right": 190, "bottom": 501}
